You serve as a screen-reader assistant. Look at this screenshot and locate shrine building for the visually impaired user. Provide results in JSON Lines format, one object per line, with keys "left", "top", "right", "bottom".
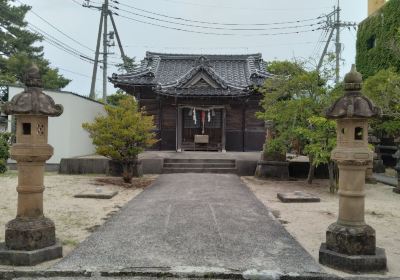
{"left": 110, "top": 52, "right": 271, "bottom": 152}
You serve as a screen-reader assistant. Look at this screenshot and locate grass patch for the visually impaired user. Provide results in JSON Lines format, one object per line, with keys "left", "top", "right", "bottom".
{"left": 62, "top": 239, "right": 79, "bottom": 247}
{"left": 0, "top": 170, "right": 18, "bottom": 178}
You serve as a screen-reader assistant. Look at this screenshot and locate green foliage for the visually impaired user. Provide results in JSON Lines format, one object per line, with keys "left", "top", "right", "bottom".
{"left": 356, "top": 0, "right": 400, "bottom": 78}
{"left": 363, "top": 67, "right": 400, "bottom": 137}
{"left": 258, "top": 60, "right": 334, "bottom": 158}
{"left": 0, "top": 132, "right": 11, "bottom": 173}
{"left": 82, "top": 95, "right": 157, "bottom": 163}
{"left": 106, "top": 90, "right": 127, "bottom": 106}
{"left": 294, "top": 116, "right": 336, "bottom": 167}
{"left": 0, "top": 0, "right": 70, "bottom": 89}
{"left": 116, "top": 55, "right": 138, "bottom": 73}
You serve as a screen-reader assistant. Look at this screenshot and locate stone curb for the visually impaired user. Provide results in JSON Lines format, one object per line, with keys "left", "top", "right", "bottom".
{"left": 1, "top": 268, "right": 398, "bottom": 280}
{"left": 0, "top": 269, "right": 341, "bottom": 280}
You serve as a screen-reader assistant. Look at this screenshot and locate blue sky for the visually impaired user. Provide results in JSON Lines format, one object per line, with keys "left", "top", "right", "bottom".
{"left": 23, "top": 0, "right": 367, "bottom": 96}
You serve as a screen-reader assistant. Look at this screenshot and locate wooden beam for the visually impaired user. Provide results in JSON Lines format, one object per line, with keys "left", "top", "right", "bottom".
{"left": 221, "top": 108, "right": 226, "bottom": 152}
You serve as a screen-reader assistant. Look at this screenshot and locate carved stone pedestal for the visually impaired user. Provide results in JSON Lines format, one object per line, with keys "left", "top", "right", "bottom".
{"left": 0, "top": 242, "right": 62, "bottom": 266}
{"left": 255, "top": 160, "right": 289, "bottom": 179}
{"left": 319, "top": 243, "right": 387, "bottom": 273}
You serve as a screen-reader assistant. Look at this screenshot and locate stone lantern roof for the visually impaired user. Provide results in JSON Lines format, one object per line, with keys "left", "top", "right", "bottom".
{"left": 325, "top": 65, "right": 381, "bottom": 119}
{"left": 3, "top": 65, "right": 63, "bottom": 117}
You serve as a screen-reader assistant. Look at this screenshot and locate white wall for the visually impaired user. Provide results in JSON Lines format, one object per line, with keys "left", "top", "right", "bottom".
{"left": 8, "top": 86, "right": 105, "bottom": 164}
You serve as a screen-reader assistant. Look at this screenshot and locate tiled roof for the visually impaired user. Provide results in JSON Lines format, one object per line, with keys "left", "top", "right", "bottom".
{"left": 110, "top": 52, "right": 272, "bottom": 96}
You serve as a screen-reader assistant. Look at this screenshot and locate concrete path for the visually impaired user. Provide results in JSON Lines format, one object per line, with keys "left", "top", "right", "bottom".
{"left": 374, "top": 173, "right": 398, "bottom": 187}
{"left": 54, "top": 174, "right": 323, "bottom": 275}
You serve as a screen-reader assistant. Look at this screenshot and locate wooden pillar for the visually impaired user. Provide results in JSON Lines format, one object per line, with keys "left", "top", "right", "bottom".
{"left": 158, "top": 96, "right": 162, "bottom": 151}
{"left": 221, "top": 107, "right": 226, "bottom": 152}
{"left": 176, "top": 106, "right": 182, "bottom": 152}
{"left": 242, "top": 101, "right": 246, "bottom": 152}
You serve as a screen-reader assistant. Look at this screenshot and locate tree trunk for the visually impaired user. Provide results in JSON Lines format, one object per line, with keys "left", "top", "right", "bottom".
{"left": 122, "top": 162, "right": 133, "bottom": 183}
{"left": 328, "top": 161, "right": 335, "bottom": 193}
{"left": 307, "top": 156, "right": 315, "bottom": 184}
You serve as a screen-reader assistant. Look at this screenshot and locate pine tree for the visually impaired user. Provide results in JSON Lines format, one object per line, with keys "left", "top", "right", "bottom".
{"left": 0, "top": 0, "right": 70, "bottom": 89}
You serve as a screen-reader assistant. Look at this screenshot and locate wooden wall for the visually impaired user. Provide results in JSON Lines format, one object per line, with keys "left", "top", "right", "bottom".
{"left": 132, "top": 88, "right": 265, "bottom": 152}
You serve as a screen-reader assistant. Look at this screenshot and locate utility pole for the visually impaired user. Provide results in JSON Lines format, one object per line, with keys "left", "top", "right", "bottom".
{"left": 89, "top": 5, "right": 103, "bottom": 99}
{"left": 102, "top": 0, "right": 109, "bottom": 101}
{"left": 335, "top": 1, "right": 341, "bottom": 84}
{"left": 109, "top": 11, "right": 128, "bottom": 69}
{"left": 316, "top": 1, "right": 357, "bottom": 84}
{"left": 84, "top": 0, "right": 126, "bottom": 101}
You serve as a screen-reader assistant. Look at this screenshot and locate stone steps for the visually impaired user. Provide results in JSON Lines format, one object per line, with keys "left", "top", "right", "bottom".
{"left": 163, "top": 163, "right": 235, "bottom": 168}
{"left": 162, "top": 158, "right": 237, "bottom": 174}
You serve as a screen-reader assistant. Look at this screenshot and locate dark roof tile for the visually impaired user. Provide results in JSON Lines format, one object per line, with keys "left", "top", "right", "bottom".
{"left": 110, "top": 52, "right": 271, "bottom": 96}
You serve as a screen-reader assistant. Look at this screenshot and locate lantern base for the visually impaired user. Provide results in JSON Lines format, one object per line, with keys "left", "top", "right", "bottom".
{"left": 5, "top": 217, "right": 56, "bottom": 251}
{"left": 319, "top": 243, "right": 387, "bottom": 273}
{"left": 255, "top": 160, "right": 289, "bottom": 179}
{"left": 325, "top": 222, "right": 376, "bottom": 255}
{"left": 0, "top": 241, "right": 62, "bottom": 266}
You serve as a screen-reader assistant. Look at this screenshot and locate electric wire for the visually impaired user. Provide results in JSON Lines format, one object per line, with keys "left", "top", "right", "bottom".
{"left": 112, "top": 5, "right": 324, "bottom": 31}
{"left": 112, "top": 0, "right": 325, "bottom": 27}
{"left": 16, "top": 0, "right": 95, "bottom": 52}
{"left": 156, "top": 0, "right": 330, "bottom": 12}
{"left": 113, "top": 11, "right": 324, "bottom": 37}
{"left": 28, "top": 23, "right": 93, "bottom": 60}
{"left": 310, "top": 29, "right": 327, "bottom": 59}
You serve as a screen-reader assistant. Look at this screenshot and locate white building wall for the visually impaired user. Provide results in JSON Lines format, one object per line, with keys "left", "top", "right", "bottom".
{"left": 8, "top": 86, "right": 105, "bottom": 164}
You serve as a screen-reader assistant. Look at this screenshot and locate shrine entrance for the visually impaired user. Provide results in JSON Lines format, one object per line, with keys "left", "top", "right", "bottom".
{"left": 177, "top": 106, "right": 226, "bottom": 152}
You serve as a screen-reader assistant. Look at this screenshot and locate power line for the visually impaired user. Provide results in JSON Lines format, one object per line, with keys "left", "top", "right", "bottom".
{"left": 57, "top": 66, "right": 102, "bottom": 82}
{"left": 316, "top": 3, "right": 357, "bottom": 83}
{"left": 112, "top": 0, "right": 325, "bottom": 27}
{"left": 112, "top": 5, "right": 324, "bottom": 31}
{"left": 16, "top": 0, "right": 95, "bottom": 52}
{"left": 310, "top": 29, "right": 328, "bottom": 59}
{"left": 124, "top": 41, "right": 325, "bottom": 50}
{"left": 29, "top": 23, "right": 122, "bottom": 66}
{"left": 28, "top": 23, "right": 93, "bottom": 61}
{"left": 113, "top": 11, "right": 324, "bottom": 37}
{"left": 156, "top": 0, "right": 330, "bottom": 12}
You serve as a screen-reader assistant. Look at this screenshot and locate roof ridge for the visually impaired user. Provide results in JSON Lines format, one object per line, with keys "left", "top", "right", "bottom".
{"left": 146, "top": 51, "right": 262, "bottom": 59}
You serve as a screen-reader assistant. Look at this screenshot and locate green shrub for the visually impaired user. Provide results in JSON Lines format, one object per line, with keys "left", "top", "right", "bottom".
{"left": 0, "top": 132, "right": 11, "bottom": 173}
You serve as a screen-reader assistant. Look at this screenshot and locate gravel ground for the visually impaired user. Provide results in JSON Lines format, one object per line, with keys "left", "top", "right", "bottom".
{"left": 242, "top": 176, "right": 400, "bottom": 278}
{"left": 0, "top": 171, "right": 156, "bottom": 270}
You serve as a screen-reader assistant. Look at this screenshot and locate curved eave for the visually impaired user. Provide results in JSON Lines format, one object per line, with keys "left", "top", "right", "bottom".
{"left": 155, "top": 88, "right": 252, "bottom": 98}
{"left": 109, "top": 78, "right": 157, "bottom": 88}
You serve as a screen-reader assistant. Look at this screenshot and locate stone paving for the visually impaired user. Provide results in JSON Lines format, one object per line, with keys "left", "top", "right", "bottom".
{"left": 373, "top": 173, "right": 397, "bottom": 187}
{"left": 53, "top": 173, "right": 323, "bottom": 275}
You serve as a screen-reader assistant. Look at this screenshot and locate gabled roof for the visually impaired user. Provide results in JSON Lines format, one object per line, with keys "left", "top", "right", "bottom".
{"left": 110, "top": 52, "right": 272, "bottom": 97}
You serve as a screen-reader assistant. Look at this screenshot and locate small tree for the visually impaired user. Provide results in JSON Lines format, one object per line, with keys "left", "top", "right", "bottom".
{"left": 83, "top": 96, "right": 157, "bottom": 183}
{"left": 295, "top": 116, "right": 337, "bottom": 191}
{"left": 363, "top": 67, "right": 400, "bottom": 137}
{"left": 0, "top": 132, "right": 11, "bottom": 173}
{"left": 258, "top": 59, "right": 339, "bottom": 190}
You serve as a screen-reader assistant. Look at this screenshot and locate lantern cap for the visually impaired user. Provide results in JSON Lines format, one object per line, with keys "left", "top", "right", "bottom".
{"left": 325, "top": 65, "right": 381, "bottom": 119}
{"left": 2, "top": 64, "right": 63, "bottom": 117}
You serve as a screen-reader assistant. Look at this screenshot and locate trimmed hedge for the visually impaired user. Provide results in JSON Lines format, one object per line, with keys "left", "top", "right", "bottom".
{"left": 356, "top": 0, "right": 400, "bottom": 78}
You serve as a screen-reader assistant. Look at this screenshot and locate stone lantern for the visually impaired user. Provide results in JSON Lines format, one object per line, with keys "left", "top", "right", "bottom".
{"left": 319, "top": 65, "right": 387, "bottom": 272}
{"left": 0, "top": 65, "right": 63, "bottom": 266}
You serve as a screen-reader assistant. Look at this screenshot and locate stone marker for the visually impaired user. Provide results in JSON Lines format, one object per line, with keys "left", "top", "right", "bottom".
{"left": 0, "top": 65, "right": 63, "bottom": 266}
{"left": 74, "top": 188, "right": 118, "bottom": 199}
{"left": 277, "top": 191, "right": 320, "bottom": 203}
{"left": 319, "top": 65, "right": 387, "bottom": 272}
